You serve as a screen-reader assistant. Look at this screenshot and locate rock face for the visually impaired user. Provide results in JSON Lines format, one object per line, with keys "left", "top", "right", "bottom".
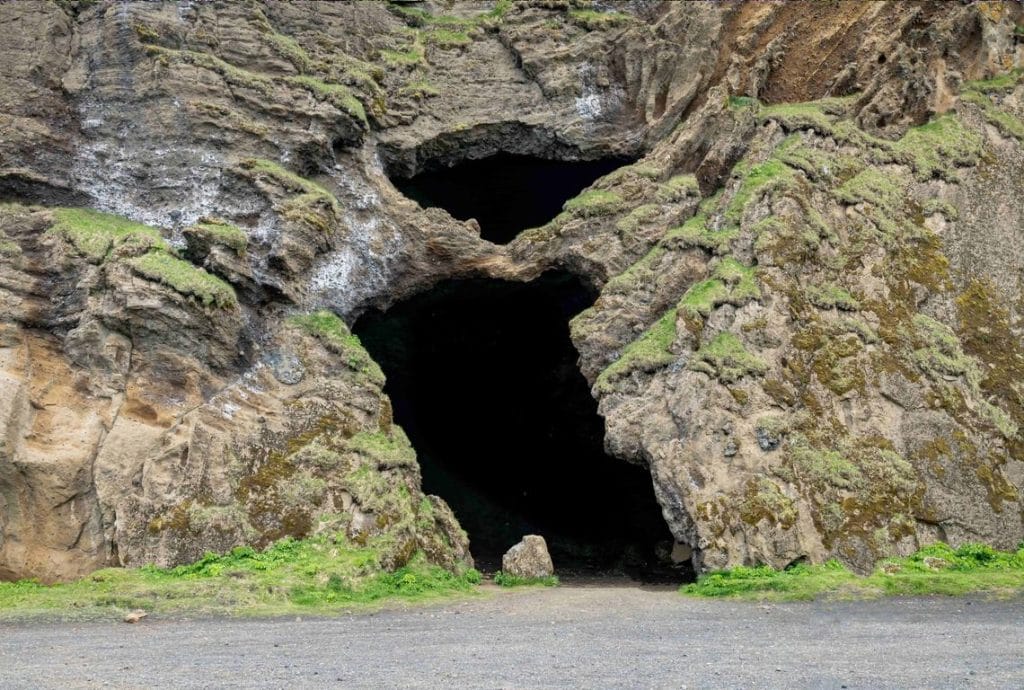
{"left": 502, "top": 535, "right": 555, "bottom": 579}
{"left": 0, "top": 0, "right": 1023, "bottom": 581}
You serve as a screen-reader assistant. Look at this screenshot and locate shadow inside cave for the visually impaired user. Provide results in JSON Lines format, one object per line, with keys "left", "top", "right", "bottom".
{"left": 354, "top": 271, "right": 686, "bottom": 582}
{"left": 388, "top": 153, "right": 629, "bottom": 244}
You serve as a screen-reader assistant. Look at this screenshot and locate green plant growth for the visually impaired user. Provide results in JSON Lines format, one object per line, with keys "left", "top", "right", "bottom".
{"left": 892, "top": 115, "right": 982, "bottom": 181}
{"left": 690, "top": 332, "right": 767, "bottom": 383}
{"left": 128, "top": 251, "right": 237, "bottom": 309}
{"left": 493, "top": 571, "right": 559, "bottom": 587}
{"left": 399, "top": 80, "right": 440, "bottom": 99}
{"left": 288, "top": 310, "right": 386, "bottom": 384}
{"left": 187, "top": 219, "right": 248, "bottom": 254}
{"left": 0, "top": 535, "right": 482, "bottom": 621}
{"left": 681, "top": 542, "right": 1024, "bottom": 601}
{"left": 563, "top": 189, "right": 624, "bottom": 217}
{"left": 960, "top": 90, "right": 1024, "bottom": 142}
{"left": 665, "top": 212, "right": 739, "bottom": 255}
{"left": 50, "top": 208, "right": 167, "bottom": 263}
{"left": 568, "top": 8, "right": 632, "bottom": 30}
{"left": 806, "top": 283, "right": 860, "bottom": 311}
{"left": 238, "top": 159, "right": 342, "bottom": 230}
{"left": 595, "top": 308, "right": 678, "bottom": 393}
{"left": 963, "top": 69, "right": 1023, "bottom": 94}
{"left": 286, "top": 76, "right": 367, "bottom": 125}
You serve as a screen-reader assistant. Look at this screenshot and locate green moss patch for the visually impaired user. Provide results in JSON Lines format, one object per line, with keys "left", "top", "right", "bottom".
{"left": 186, "top": 219, "right": 248, "bottom": 254}
{"left": 289, "top": 310, "right": 385, "bottom": 385}
{"left": 128, "top": 250, "right": 237, "bottom": 309}
{"left": 568, "top": 8, "right": 632, "bottom": 30}
{"left": 595, "top": 308, "right": 678, "bottom": 393}
{"left": 682, "top": 542, "right": 1024, "bottom": 601}
{"left": 286, "top": 76, "right": 367, "bottom": 125}
{"left": 690, "top": 332, "right": 767, "bottom": 383}
{"left": 563, "top": 189, "right": 624, "bottom": 217}
{"left": 50, "top": 207, "right": 167, "bottom": 263}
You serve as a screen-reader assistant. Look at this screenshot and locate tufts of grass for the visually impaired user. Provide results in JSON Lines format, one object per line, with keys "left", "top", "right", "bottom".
{"left": 892, "top": 115, "right": 983, "bottom": 181}
{"left": 0, "top": 535, "right": 482, "bottom": 621}
{"left": 128, "top": 250, "right": 237, "bottom": 309}
{"left": 50, "top": 207, "right": 167, "bottom": 263}
{"left": 563, "top": 189, "right": 624, "bottom": 217}
{"left": 493, "top": 571, "right": 559, "bottom": 587}
{"left": 594, "top": 308, "right": 678, "bottom": 393}
{"left": 286, "top": 76, "right": 367, "bottom": 125}
{"left": 690, "top": 332, "right": 767, "bottom": 383}
{"left": 681, "top": 542, "right": 1024, "bottom": 601}
{"left": 568, "top": 8, "right": 632, "bottom": 30}
{"left": 424, "top": 28, "right": 473, "bottom": 48}
{"left": 186, "top": 219, "right": 248, "bottom": 254}
{"left": 399, "top": 80, "right": 440, "bottom": 99}
{"left": 963, "top": 69, "right": 1023, "bottom": 94}
{"left": 288, "top": 310, "right": 385, "bottom": 384}
{"left": 665, "top": 212, "right": 739, "bottom": 255}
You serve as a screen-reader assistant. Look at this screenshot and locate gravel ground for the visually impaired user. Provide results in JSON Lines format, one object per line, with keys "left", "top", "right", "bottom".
{"left": 1, "top": 581, "right": 1022, "bottom": 689}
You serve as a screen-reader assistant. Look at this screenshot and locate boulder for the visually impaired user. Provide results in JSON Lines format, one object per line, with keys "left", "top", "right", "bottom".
{"left": 501, "top": 535, "right": 554, "bottom": 578}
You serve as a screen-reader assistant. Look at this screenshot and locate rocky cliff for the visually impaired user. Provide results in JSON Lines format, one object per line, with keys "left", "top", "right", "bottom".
{"left": 1, "top": 0, "right": 1022, "bottom": 582}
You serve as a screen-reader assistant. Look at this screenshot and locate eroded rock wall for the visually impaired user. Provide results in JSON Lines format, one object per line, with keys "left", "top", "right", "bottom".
{"left": 0, "top": 0, "right": 1022, "bottom": 581}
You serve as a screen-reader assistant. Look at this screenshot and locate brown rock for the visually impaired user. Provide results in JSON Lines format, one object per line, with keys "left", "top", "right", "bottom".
{"left": 502, "top": 535, "right": 554, "bottom": 579}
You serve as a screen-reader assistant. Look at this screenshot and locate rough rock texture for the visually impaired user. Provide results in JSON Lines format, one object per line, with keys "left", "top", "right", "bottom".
{"left": 0, "top": 0, "right": 1023, "bottom": 581}
{"left": 501, "top": 535, "right": 555, "bottom": 579}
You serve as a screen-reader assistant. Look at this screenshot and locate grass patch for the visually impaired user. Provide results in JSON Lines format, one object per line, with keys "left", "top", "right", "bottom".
{"left": 128, "top": 250, "right": 237, "bottom": 309}
{"left": 285, "top": 76, "right": 367, "bottom": 125}
{"left": 50, "top": 207, "right": 167, "bottom": 263}
{"left": 595, "top": 308, "right": 678, "bottom": 393}
{"left": 568, "top": 8, "right": 632, "bottom": 30}
{"left": 563, "top": 189, "right": 624, "bottom": 217}
{"left": 690, "top": 332, "right": 767, "bottom": 383}
{"left": 681, "top": 542, "right": 1024, "bottom": 601}
{"left": 288, "top": 310, "right": 385, "bottom": 384}
{"left": 186, "top": 219, "right": 248, "bottom": 254}
{"left": 0, "top": 535, "right": 481, "bottom": 621}
{"left": 493, "top": 571, "right": 559, "bottom": 588}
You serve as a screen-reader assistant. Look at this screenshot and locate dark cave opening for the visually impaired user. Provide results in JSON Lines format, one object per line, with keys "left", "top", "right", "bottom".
{"left": 354, "top": 271, "right": 681, "bottom": 579}
{"left": 389, "top": 154, "right": 629, "bottom": 244}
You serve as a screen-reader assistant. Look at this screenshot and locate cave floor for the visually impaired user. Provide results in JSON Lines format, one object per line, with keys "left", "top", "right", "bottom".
{"left": 3, "top": 585, "right": 1021, "bottom": 688}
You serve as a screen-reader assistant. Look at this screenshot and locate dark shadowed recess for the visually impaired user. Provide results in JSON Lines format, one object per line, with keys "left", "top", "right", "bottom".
{"left": 354, "top": 271, "right": 682, "bottom": 580}
{"left": 389, "top": 154, "right": 629, "bottom": 244}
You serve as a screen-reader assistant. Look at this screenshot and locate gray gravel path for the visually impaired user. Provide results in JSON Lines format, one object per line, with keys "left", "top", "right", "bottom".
{"left": 1, "top": 582, "right": 1022, "bottom": 689}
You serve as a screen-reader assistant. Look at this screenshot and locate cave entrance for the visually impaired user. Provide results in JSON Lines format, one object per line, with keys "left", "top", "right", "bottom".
{"left": 354, "top": 271, "right": 679, "bottom": 579}
{"left": 389, "top": 154, "right": 628, "bottom": 244}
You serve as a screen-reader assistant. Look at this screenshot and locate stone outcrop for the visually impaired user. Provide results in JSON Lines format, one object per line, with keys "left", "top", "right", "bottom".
{"left": 502, "top": 535, "right": 555, "bottom": 579}
{"left": 0, "top": 0, "right": 1022, "bottom": 581}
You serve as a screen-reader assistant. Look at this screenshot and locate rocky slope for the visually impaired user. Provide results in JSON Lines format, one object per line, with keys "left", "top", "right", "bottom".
{"left": 0, "top": 0, "right": 1022, "bottom": 582}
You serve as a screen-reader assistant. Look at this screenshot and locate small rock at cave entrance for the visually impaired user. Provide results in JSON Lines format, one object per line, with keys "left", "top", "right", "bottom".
{"left": 502, "top": 535, "right": 554, "bottom": 578}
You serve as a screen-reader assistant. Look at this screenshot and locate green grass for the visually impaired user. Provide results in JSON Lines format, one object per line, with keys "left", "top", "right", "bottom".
{"left": 681, "top": 542, "right": 1024, "bottom": 601}
{"left": 0, "top": 535, "right": 481, "bottom": 621}
{"left": 963, "top": 69, "right": 1023, "bottom": 94}
{"left": 568, "top": 8, "right": 632, "bottom": 30}
{"left": 286, "top": 76, "right": 367, "bottom": 125}
{"left": 424, "top": 28, "right": 473, "bottom": 48}
{"left": 128, "top": 250, "right": 237, "bottom": 309}
{"left": 187, "top": 219, "right": 248, "bottom": 254}
{"left": 50, "top": 207, "right": 167, "bottom": 262}
{"left": 563, "top": 189, "right": 624, "bottom": 217}
{"left": 690, "top": 332, "right": 767, "bottom": 383}
{"left": 493, "top": 571, "right": 559, "bottom": 588}
{"left": 595, "top": 308, "right": 678, "bottom": 393}
{"left": 288, "top": 310, "right": 385, "bottom": 384}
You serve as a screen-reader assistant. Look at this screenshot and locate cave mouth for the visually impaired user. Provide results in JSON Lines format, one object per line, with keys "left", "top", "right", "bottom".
{"left": 388, "top": 154, "right": 630, "bottom": 244}
{"left": 354, "top": 271, "right": 683, "bottom": 580}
